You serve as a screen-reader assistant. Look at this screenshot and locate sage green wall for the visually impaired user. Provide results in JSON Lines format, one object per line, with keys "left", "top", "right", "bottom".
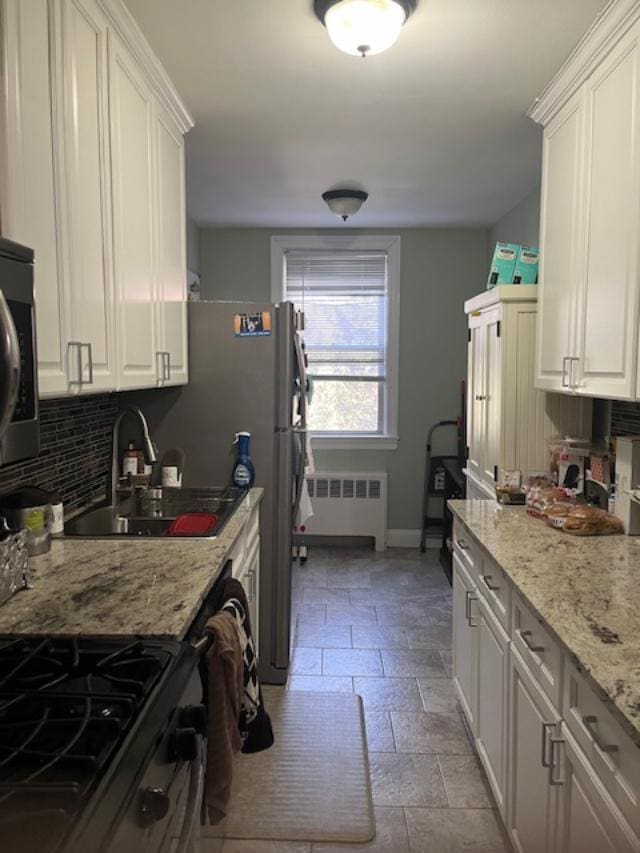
{"left": 198, "top": 227, "right": 488, "bottom": 532}
{"left": 186, "top": 217, "right": 201, "bottom": 275}
{"left": 489, "top": 185, "right": 541, "bottom": 254}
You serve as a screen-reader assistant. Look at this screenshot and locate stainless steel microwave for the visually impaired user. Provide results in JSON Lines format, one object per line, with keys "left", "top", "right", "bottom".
{"left": 0, "top": 237, "right": 39, "bottom": 465}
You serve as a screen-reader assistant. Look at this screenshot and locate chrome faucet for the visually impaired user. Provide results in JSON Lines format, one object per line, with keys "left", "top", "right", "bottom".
{"left": 108, "top": 406, "right": 159, "bottom": 505}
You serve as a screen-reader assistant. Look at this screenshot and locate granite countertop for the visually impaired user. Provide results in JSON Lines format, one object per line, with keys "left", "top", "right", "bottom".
{"left": 0, "top": 488, "right": 263, "bottom": 641}
{"left": 449, "top": 499, "right": 640, "bottom": 743}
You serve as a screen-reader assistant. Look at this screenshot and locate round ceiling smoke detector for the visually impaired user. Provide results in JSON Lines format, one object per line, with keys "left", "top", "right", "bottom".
{"left": 314, "top": 0, "right": 417, "bottom": 58}
{"left": 322, "top": 189, "right": 369, "bottom": 221}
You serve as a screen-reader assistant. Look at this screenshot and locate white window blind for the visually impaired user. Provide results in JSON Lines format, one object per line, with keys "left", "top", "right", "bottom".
{"left": 284, "top": 250, "right": 389, "bottom": 435}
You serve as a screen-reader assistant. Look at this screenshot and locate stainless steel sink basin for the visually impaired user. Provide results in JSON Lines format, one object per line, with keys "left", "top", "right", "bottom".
{"left": 64, "top": 487, "right": 245, "bottom": 539}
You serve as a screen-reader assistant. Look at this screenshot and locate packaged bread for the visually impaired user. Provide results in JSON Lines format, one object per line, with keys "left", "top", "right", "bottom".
{"left": 562, "top": 505, "right": 624, "bottom": 536}
{"left": 545, "top": 501, "right": 573, "bottom": 529}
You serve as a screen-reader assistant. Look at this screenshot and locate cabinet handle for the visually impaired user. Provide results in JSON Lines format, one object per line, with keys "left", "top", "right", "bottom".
{"left": 465, "top": 590, "right": 478, "bottom": 627}
{"left": 481, "top": 574, "right": 500, "bottom": 592}
{"left": 549, "top": 736, "right": 565, "bottom": 786}
{"left": 475, "top": 394, "right": 486, "bottom": 401}
{"left": 518, "top": 629, "right": 545, "bottom": 653}
{"left": 156, "top": 352, "right": 165, "bottom": 384}
{"left": 69, "top": 341, "right": 83, "bottom": 385}
{"left": 541, "top": 722, "right": 555, "bottom": 768}
{"left": 562, "top": 356, "right": 570, "bottom": 388}
{"left": 164, "top": 352, "right": 171, "bottom": 381}
{"left": 81, "top": 342, "right": 93, "bottom": 385}
{"left": 455, "top": 537, "right": 469, "bottom": 551}
{"left": 582, "top": 715, "right": 618, "bottom": 754}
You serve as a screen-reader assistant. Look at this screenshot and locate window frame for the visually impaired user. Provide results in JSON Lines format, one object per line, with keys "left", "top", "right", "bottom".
{"left": 271, "top": 234, "right": 400, "bottom": 450}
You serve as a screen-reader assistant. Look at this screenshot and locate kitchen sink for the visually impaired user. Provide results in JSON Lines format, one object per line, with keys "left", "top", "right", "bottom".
{"left": 64, "top": 486, "right": 245, "bottom": 539}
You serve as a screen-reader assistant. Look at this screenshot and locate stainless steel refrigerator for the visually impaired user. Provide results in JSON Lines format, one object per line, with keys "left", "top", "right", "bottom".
{"left": 134, "top": 300, "right": 306, "bottom": 684}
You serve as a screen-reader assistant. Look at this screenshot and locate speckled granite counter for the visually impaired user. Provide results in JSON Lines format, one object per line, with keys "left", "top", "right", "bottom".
{"left": 449, "top": 499, "right": 640, "bottom": 743}
{"left": 0, "top": 488, "right": 263, "bottom": 640}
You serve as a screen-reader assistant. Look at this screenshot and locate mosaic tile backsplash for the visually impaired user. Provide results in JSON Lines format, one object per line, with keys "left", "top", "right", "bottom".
{"left": 611, "top": 401, "right": 640, "bottom": 437}
{"left": 0, "top": 394, "right": 118, "bottom": 515}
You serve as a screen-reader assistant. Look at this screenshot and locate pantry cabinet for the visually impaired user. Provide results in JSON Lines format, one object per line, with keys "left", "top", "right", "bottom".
{"left": 0, "top": 0, "right": 193, "bottom": 396}
{"left": 452, "top": 515, "right": 640, "bottom": 853}
{"left": 531, "top": 5, "right": 640, "bottom": 401}
{"left": 465, "top": 287, "right": 591, "bottom": 498}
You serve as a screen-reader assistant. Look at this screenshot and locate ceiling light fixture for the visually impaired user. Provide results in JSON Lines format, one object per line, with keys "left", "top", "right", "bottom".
{"left": 314, "top": 0, "right": 417, "bottom": 58}
{"left": 322, "top": 188, "right": 369, "bottom": 221}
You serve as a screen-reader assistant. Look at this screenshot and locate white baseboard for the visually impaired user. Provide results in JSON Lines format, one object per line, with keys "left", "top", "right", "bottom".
{"left": 387, "top": 529, "right": 440, "bottom": 549}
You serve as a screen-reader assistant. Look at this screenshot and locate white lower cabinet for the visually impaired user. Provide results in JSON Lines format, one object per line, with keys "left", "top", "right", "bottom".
{"left": 555, "top": 727, "right": 640, "bottom": 853}
{"left": 508, "top": 645, "right": 561, "bottom": 853}
{"left": 476, "top": 595, "right": 509, "bottom": 816}
{"left": 452, "top": 553, "right": 478, "bottom": 733}
{"left": 453, "top": 522, "right": 640, "bottom": 853}
{"left": 230, "top": 503, "right": 261, "bottom": 658}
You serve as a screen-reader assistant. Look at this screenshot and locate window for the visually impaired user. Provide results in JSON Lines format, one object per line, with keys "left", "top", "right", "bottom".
{"left": 271, "top": 236, "right": 400, "bottom": 449}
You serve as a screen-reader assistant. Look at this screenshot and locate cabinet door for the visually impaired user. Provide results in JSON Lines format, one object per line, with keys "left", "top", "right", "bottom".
{"left": 576, "top": 23, "right": 640, "bottom": 400}
{"left": 452, "top": 553, "right": 478, "bottom": 734}
{"left": 466, "top": 317, "right": 485, "bottom": 484}
{"left": 58, "top": 0, "right": 116, "bottom": 392}
{"left": 481, "top": 308, "right": 502, "bottom": 489}
{"left": 154, "top": 102, "right": 188, "bottom": 386}
{"left": 109, "top": 32, "right": 159, "bottom": 390}
{"left": 556, "top": 728, "right": 640, "bottom": 853}
{"left": 1, "top": 0, "right": 71, "bottom": 396}
{"left": 476, "top": 594, "right": 510, "bottom": 816}
{"left": 508, "top": 646, "right": 560, "bottom": 853}
{"left": 536, "top": 89, "right": 584, "bottom": 393}
{"left": 245, "top": 536, "right": 260, "bottom": 660}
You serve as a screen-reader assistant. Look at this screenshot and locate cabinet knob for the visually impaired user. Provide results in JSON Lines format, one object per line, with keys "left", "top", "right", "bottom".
{"left": 139, "top": 786, "right": 170, "bottom": 827}
{"left": 171, "top": 727, "right": 199, "bottom": 761}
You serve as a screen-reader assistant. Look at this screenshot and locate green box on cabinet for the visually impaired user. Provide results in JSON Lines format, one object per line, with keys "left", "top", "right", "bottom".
{"left": 487, "top": 242, "right": 519, "bottom": 288}
{"left": 513, "top": 246, "right": 539, "bottom": 284}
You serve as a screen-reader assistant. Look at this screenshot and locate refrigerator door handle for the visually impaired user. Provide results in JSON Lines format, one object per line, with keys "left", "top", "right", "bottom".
{"left": 293, "top": 331, "right": 307, "bottom": 429}
{"left": 292, "top": 429, "right": 306, "bottom": 526}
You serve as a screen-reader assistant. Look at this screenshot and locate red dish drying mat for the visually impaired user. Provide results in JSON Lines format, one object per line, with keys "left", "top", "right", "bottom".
{"left": 164, "top": 512, "right": 219, "bottom": 537}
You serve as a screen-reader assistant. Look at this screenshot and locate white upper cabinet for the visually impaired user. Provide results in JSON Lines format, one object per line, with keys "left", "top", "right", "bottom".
{"left": 154, "top": 102, "right": 188, "bottom": 386}
{"left": 58, "top": 0, "right": 117, "bottom": 393}
{"left": 0, "top": 0, "right": 193, "bottom": 397}
{"left": 531, "top": 5, "right": 640, "bottom": 401}
{"left": 537, "top": 91, "right": 584, "bottom": 393}
{"left": 109, "top": 30, "right": 158, "bottom": 390}
{"left": 0, "top": 0, "right": 71, "bottom": 396}
{"left": 577, "top": 24, "right": 640, "bottom": 399}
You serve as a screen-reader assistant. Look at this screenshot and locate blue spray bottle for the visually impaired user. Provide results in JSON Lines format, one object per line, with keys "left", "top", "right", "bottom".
{"left": 232, "top": 431, "right": 255, "bottom": 489}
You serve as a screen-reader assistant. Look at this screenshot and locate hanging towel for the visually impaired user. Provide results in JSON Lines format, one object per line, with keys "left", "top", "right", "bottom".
{"left": 218, "top": 578, "right": 274, "bottom": 754}
{"left": 202, "top": 609, "right": 244, "bottom": 824}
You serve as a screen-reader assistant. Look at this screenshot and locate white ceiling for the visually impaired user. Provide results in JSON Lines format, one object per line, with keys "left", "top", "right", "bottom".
{"left": 125, "top": 0, "right": 609, "bottom": 228}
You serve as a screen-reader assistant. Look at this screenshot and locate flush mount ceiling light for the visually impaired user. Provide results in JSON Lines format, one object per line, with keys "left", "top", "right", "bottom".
{"left": 322, "top": 188, "right": 369, "bottom": 221}
{"left": 314, "top": 0, "right": 417, "bottom": 58}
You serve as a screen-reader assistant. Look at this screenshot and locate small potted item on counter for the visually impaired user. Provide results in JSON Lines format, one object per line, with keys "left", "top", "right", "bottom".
{"left": 0, "top": 486, "right": 51, "bottom": 556}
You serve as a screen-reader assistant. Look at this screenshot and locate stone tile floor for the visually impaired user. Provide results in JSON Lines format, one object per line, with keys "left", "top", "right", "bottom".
{"left": 215, "top": 547, "right": 512, "bottom": 853}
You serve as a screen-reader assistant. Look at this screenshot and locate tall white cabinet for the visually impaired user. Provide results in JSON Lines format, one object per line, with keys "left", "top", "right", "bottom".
{"left": 465, "top": 287, "right": 591, "bottom": 499}
{"left": 531, "top": 2, "right": 640, "bottom": 401}
{"left": 0, "top": 0, "right": 193, "bottom": 396}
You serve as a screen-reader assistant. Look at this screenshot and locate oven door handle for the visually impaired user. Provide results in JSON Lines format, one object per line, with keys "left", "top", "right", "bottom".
{"left": 175, "top": 735, "right": 206, "bottom": 853}
{"left": 0, "top": 290, "right": 20, "bottom": 448}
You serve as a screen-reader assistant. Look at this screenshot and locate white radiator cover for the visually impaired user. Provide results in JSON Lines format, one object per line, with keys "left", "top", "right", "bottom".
{"left": 302, "top": 472, "right": 387, "bottom": 551}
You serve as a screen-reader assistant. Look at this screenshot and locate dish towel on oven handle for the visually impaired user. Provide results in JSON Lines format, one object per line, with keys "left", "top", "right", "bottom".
{"left": 219, "top": 578, "right": 274, "bottom": 754}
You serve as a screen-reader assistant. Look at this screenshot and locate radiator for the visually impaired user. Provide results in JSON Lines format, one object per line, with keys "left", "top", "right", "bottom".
{"left": 301, "top": 472, "right": 387, "bottom": 551}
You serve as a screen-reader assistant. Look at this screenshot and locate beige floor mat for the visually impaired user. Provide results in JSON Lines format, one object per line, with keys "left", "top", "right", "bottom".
{"left": 214, "top": 690, "right": 375, "bottom": 844}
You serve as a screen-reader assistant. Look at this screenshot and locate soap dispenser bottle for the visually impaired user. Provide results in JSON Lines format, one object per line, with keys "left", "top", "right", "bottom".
{"left": 232, "top": 432, "right": 255, "bottom": 489}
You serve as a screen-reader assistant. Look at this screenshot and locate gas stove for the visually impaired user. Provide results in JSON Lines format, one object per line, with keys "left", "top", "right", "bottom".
{"left": 0, "top": 635, "right": 204, "bottom": 853}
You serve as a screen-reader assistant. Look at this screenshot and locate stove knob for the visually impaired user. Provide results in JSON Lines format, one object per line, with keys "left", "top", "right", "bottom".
{"left": 172, "top": 726, "right": 198, "bottom": 761}
{"left": 180, "top": 703, "right": 207, "bottom": 736}
{"left": 139, "top": 786, "right": 170, "bottom": 828}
